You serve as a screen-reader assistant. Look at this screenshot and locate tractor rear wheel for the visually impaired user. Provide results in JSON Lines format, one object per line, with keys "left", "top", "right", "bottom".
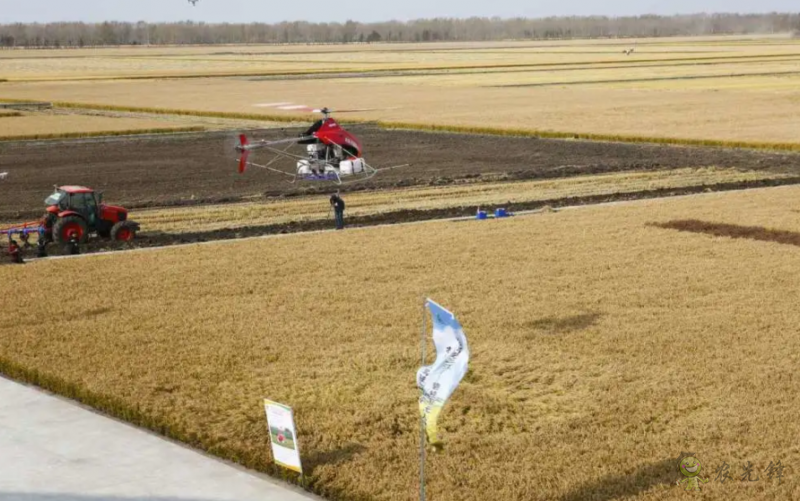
{"left": 111, "top": 221, "right": 137, "bottom": 242}
{"left": 53, "top": 216, "right": 88, "bottom": 245}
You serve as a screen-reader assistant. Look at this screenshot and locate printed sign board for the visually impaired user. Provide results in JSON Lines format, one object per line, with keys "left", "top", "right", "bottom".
{"left": 264, "top": 399, "right": 303, "bottom": 474}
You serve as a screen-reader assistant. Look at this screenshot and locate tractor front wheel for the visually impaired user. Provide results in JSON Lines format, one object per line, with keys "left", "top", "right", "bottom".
{"left": 111, "top": 221, "right": 137, "bottom": 242}
{"left": 53, "top": 216, "right": 88, "bottom": 245}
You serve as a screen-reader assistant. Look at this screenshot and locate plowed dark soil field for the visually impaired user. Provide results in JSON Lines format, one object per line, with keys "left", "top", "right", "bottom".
{"left": 3, "top": 128, "right": 800, "bottom": 221}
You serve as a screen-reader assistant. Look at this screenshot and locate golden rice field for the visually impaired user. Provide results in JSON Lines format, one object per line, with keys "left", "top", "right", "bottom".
{"left": 2, "top": 186, "right": 800, "bottom": 501}
{"left": 1, "top": 35, "right": 800, "bottom": 143}
{"left": 134, "top": 167, "right": 794, "bottom": 234}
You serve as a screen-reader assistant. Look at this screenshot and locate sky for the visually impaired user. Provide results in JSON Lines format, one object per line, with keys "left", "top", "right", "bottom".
{"left": 0, "top": 0, "right": 796, "bottom": 24}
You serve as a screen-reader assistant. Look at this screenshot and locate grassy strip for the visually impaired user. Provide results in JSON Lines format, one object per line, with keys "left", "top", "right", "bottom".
{"left": 251, "top": 56, "right": 800, "bottom": 83}
{"left": 6, "top": 52, "right": 800, "bottom": 83}
{"left": 493, "top": 69, "right": 800, "bottom": 88}
{"left": 55, "top": 102, "right": 800, "bottom": 152}
{"left": 2, "top": 97, "right": 799, "bottom": 152}
{"left": 53, "top": 101, "right": 306, "bottom": 124}
{"left": 0, "top": 126, "right": 206, "bottom": 142}
{"left": 378, "top": 121, "right": 800, "bottom": 152}
{"left": 0, "top": 111, "right": 23, "bottom": 117}
{"left": 0, "top": 355, "right": 304, "bottom": 490}
{"left": 133, "top": 169, "right": 793, "bottom": 235}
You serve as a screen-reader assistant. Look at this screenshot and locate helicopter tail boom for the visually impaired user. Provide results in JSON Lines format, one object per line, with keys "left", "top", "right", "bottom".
{"left": 236, "top": 135, "right": 313, "bottom": 153}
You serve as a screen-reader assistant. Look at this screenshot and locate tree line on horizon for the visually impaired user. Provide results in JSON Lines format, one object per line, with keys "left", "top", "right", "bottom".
{"left": 1, "top": 13, "right": 799, "bottom": 48}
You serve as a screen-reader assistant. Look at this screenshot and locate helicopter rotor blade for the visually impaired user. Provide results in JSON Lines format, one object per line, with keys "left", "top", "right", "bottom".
{"left": 274, "top": 105, "right": 315, "bottom": 112}
{"left": 253, "top": 102, "right": 397, "bottom": 115}
{"left": 312, "top": 107, "right": 397, "bottom": 114}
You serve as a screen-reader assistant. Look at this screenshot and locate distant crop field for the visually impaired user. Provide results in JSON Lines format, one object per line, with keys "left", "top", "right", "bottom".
{"left": 2, "top": 186, "right": 800, "bottom": 501}
{"left": 1, "top": 35, "right": 800, "bottom": 144}
{"left": 1, "top": 35, "right": 798, "bottom": 80}
{"left": 5, "top": 79, "right": 799, "bottom": 145}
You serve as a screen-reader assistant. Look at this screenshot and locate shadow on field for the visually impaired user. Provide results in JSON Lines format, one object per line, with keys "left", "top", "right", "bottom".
{"left": 526, "top": 312, "right": 602, "bottom": 336}
{"left": 558, "top": 459, "right": 676, "bottom": 501}
{"left": 651, "top": 220, "right": 800, "bottom": 247}
{"left": 304, "top": 442, "right": 367, "bottom": 475}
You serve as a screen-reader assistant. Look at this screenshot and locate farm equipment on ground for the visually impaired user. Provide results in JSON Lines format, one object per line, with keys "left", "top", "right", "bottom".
{"left": 1, "top": 186, "right": 139, "bottom": 262}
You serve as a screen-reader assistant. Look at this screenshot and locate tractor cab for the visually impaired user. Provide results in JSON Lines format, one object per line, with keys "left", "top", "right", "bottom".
{"left": 43, "top": 186, "right": 138, "bottom": 244}
{"left": 45, "top": 187, "right": 101, "bottom": 227}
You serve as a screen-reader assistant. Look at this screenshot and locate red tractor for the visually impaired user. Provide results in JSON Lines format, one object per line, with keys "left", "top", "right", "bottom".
{"left": 42, "top": 186, "right": 139, "bottom": 244}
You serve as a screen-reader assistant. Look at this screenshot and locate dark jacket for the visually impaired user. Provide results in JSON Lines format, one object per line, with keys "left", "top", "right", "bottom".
{"left": 330, "top": 194, "right": 345, "bottom": 212}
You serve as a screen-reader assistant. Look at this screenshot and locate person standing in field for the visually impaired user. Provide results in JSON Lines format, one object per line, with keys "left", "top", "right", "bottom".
{"left": 330, "top": 192, "right": 346, "bottom": 230}
{"left": 8, "top": 238, "right": 23, "bottom": 264}
{"left": 36, "top": 225, "right": 48, "bottom": 258}
{"left": 68, "top": 233, "right": 80, "bottom": 255}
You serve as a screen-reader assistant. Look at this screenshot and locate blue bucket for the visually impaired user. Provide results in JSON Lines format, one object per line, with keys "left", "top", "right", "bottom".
{"left": 495, "top": 208, "right": 508, "bottom": 218}
{"left": 476, "top": 211, "right": 488, "bottom": 220}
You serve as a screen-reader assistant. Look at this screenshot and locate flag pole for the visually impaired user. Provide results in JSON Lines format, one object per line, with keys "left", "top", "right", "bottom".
{"left": 420, "top": 297, "right": 427, "bottom": 501}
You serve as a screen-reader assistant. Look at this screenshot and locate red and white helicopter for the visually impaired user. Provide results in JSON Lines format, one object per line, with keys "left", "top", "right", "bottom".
{"left": 234, "top": 107, "right": 407, "bottom": 185}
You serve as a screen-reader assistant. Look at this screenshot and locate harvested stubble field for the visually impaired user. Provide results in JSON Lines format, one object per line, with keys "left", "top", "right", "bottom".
{"left": 2, "top": 36, "right": 800, "bottom": 144}
{"left": 2, "top": 186, "right": 800, "bottom": 501}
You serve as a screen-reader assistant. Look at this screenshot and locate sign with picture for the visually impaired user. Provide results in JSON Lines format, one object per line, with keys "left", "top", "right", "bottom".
{"left": 264, "top": 399, "right": 303, "bottom": 474}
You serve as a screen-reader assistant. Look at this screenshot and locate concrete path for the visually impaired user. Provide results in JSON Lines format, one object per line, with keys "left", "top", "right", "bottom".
{"left": 0, "top": 376, "right": 319, "bottom": 501}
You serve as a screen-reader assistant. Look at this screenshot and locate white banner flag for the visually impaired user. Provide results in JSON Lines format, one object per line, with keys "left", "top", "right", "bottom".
{"left": 417, "top": 299, "right": 470, "bottom": 448}
{"left": 264, "top": 399, "right": 303, "bottom": 474}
